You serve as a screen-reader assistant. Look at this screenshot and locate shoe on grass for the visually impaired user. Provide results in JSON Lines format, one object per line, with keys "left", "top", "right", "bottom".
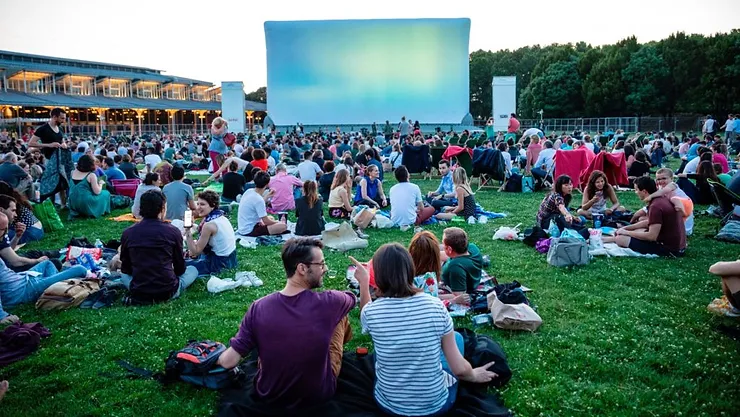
{"left": 726, "top": 307, "right": 740, "bottom": 318}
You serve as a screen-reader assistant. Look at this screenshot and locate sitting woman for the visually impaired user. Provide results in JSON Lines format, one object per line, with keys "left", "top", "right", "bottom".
{"left": 577, "top": 170, "right": 626, "bottom": 219}
{"left": 132, "top": 173, "right": 161, "bottom": 219}
{"left": 356, "top": 244, "right": 497, "bottom": 417}
{"left": 68, "top": 155, "right": 111, "bottom": 218}
{"left": 251, "top": 148, "right": 269, "bottom": 172}
{"left": 154, "top": 160, "right": 173, "bottom": 186}
{"left": 184, "top": 190, "right": 237, "bottom": 276}
{"left": 328, "top": 169, "right": 353, "bottom": 220}
{"left": 118, "top": 154, "right": 139, "bottom": 179}
{"left": 435, "top": 167, "right": 476, "bottom": 221}
{"left": 407, "top": 230, "right": 470, "bottom": 306}
{"left": 0, "top": 182, "right": 43, "bottom": 243}
{"left": 318, "top": 161, "right": 336, "bottom": 202}
{"left": 295, "top": 180, "right": 325, "bottom": 236}
{"left": 627, "top": 150, "right": 651, "bottom": 178}
{"left": 354, "top": 164, "right": 387, "bottom": 208}
{"left": 536, "top": 174, "right": 586, "bottom": 232}
{"left": 677, "top": 160, "right": 721, "bottom": 205}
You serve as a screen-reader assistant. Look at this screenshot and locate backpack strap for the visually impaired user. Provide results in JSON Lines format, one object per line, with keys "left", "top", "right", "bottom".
{"left": 115, "top": 360, "right": 167, "bottom": 382}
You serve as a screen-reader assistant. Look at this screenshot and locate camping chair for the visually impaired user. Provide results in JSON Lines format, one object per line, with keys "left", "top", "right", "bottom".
{"left": 401, "top": 144, "right": 432, "bottom": 180}
{"left": 464, "top": 139, "right": 478, "bottom": 150}
{"left": 452, "top": 150, "right": 474, "bottom": 179}
{"left": 708, "top": 179, "right": 740, "bottom": 220}
{"left": 472, "top": 149, "right": 507, "bottom": 191}
{"left": 430, "top": 146, "right": 446, "bottom": 177}
{"left": 448, "top": 137, "right": 460, "bottom": 146}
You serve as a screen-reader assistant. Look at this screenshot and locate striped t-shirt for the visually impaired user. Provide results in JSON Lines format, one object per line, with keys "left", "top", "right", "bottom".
{"left": 361, "top": 293, "right": 455, "bottom": 416}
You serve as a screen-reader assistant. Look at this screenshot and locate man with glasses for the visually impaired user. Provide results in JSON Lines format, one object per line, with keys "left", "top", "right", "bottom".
{"left": 218, "top": 238, "right": 355, "bottom": 408}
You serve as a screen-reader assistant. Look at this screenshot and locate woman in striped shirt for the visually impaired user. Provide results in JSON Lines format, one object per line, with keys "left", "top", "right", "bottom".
{"left": 354, "top": 244, "right": 497, "bottom": 417}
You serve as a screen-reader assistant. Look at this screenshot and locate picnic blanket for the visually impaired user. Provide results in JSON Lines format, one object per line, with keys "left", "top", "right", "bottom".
{"left": 589, "top": 242, "right": 658, "bottom": 258}
{"left": 109, "top": 213, "right": 139, "bottom": 223}
{"left": 443, "top": 145, "right": 473, "bottom": 161}
{"left": 218, "top": 351, "right": 511, "bottom": 417}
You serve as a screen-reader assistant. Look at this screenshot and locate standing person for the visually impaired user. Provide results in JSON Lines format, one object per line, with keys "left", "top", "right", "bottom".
{"left": 162, "top": 165, "right": 196, "bottom": 221}
{"left": 209, "top": 117, "right": 229, "bottom": 173}
{"left": 356, "top": 244, "right": 497, "bottom": 417}
{"left": 29, "top": 108, "right": 69, "bottom": 206}
{"left": 295, "top": 180, "right": 325, "bottom": 236}
{"left": 389, "top": 166, "right": 435, "bottom": 227}
{"left": 702, "top": 115, "right": 717, "bottom": 137}
{"left": 398, "top": 116, "right": 411, "bottom": 141}
{"left": 720, "top": 114, "right": 736, "bottom": 142}
{"left": 120, "top": 190, "right": 198, "bottom": 304}
{"left": 184, "top": 190, "right": 237, "bottom": 276}
{"left": 216, "top": 238, "right": 356, "bottom": 408}
{"left": 383, "top": 120, "right": 393, "bottom": 140}
{"left": 508, "top": 113, "right": 520, "bottom": 133}
{"left": 237, "top": 171, "right": 288, "bottom": 237}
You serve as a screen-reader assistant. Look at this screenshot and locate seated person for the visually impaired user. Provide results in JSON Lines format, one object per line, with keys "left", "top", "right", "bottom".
{"left": 389, "top": 166, "right": 435, "bottom": 227}
{"left": 251, "top": 149, "right": 269, "bottom": 172}
{"left": 237, "top": 171, "right": 288, "bottom": 237}
{"left": 535, "top": 174, "right": 585, "bottom": 232}
{"left": 577, "top": 170, "right": 626, "bottom": 219}
{"left": 328, "top": 169, "right": 353, "bottom": 220}
{"left": 435, "top": 168, "right": 476, "bottom": 221}
{"left": 627, "top": 150, "right": 651, "bottom": 178}
{"left": 217, "top": 238, "right": 356, "bottom": 408}
{"left": 144, "top": 147, "right": 162, "bottom": 173}
{"left": 162, "top": 165, "right": 196, "bottom": 221}
{"left": 132, "top": 173, "right": 161, "bottom": 219}
{"left": 0, "top": 153, "right": 34, "bottom": 201}
{"left": 677, "top": 160, "right": 720, "bottom": 205}
{"left": 633, "top": 168, "right": 694, "bottom": 235}
{"left": 353, "top": 165, "right": 387, "bottom": 208}
{"left": 408, "top": 230, "right": 469, "bottom": 305}
{"left": 268, "top": 164, "right": 303, "bottom": 212}
{"left": 356, "top": 244, "right": 496, "bottom": 417}
{"left": 0, "top": 212, "right": 87, "bottom": 322}
{"left": 0, "top": 211, "right": 52, "bottom": 272}
{"left": 531, "top": 140, "right": 555, "bottom": 187}
{"left": 120, "top": 190, "right": 198, "bottom": 303}
{"left": 154, "top": 160, "right": 173, "bottom": 186}
{"left": 603, "top": 177, "right": 686, "bottom": 257}
{"left": 363, "top": 149, "right": 384, "bottom": 182}
{"left": 0, "top": 183, "right": 43, "bottom": 244}
{"left": 102, "top": 157, "right": 126, "bottom": 183}
{"left": 68, "top": 154, "right": 111, "bottom": 219}
{"left": 334, "top": 156, "right": 355, "bottom": 178}
{"left": 184, "top": 191, "right": 237, "bottom": 276}
{"left": 318, "top": 161, "right": 336, "bottom": 202}
{"left": 426, "top": 160, "right": 456, "bottom": 211}
{"left": 441, "top": 227, "right": 483, "bottom": 296}
{"left": 118, "top": 154, "right": 140, "bottom": 179}
{"left": 295, "top": 180, "right": 325, "bottom": 236}
{"left": 709, "top": 260, "right": 740, "bottom": 317}
{"left": 297, "top": 151, "right": 323, "bottom": 182}
{"left": 221, "top": 162, "right": 246, "bottom": 203}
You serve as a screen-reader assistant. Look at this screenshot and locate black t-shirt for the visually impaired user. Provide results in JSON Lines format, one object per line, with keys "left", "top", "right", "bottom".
{"left": 241, "top": 163, "right": 256, "bottom": 183}
{"left": 222, "top": 172, "right": 246, "bottom": 201}
{"left": 628, "top": 161, "right": 651, "bottom": 178}
{"left": 34, "top": 123, "right": 64, "bottom": 158}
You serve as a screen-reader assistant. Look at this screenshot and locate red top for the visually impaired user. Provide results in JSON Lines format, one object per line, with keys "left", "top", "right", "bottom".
{"left": 508, "top": 117, "right": 520, "bottom": 133}
{"left": 252, "top": 159, "right": 269, "bottom": 172}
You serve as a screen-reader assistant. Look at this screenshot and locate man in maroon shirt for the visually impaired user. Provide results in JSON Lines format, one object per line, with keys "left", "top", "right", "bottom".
{"left": 604, "top": 177, "right": 686, "bottom": 257}
{"left": 217, "top": 238, "right": 355, "bottom": 408}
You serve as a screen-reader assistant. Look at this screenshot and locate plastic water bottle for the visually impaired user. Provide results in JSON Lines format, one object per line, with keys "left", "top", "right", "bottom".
{"left": 94, "top": 239, "right": 103, "bottom": 249}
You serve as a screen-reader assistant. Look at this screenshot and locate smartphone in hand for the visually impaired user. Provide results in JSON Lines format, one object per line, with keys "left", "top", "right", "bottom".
{"left": 184, "top": 210, "right": 193, "bottom": 228}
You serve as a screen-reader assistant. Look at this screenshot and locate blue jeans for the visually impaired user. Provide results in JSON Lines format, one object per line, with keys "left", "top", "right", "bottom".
{"left": 9, "top": 261, "right": 88, "bottom": 307}
{"left": 7, "top": 226, "right": 45, "bottom": 244}
{"left": 120, "top": 265, "right": 198, "bottom": 299}
{"left": 377, "top": 331, "right": 463, "bottom": 417}
{"left": 186, "top": 250, "right": 237, "bottom": 277}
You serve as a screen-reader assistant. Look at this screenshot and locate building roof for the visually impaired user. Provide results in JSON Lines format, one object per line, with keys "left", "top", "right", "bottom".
{"left": 0, "top": 91, "right": 221, "bottom": 111}
{"left": 0, "top": 50, "right": 213, "bottom": 86}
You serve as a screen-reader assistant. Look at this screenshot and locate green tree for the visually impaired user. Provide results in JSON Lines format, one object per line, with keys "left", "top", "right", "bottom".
{"left": 696, "top": 30, "right": 740, "bottom": 115}
{"left": 621, "top": 45, "right": 670, "bottom": 115}
{"left": 582, "top": 37, "right": 638, "bottom": 116}
{"left": 520, "top": 59, "right": 583, "bottom": 118}
{"left": 656, "top": 32, "right": 706, "bottom": 115}
{"left": 469, "top": 49, "right": 496, "bottom": 119}
{"left": 245, "top": 86, "right": 266, "bottom": 103}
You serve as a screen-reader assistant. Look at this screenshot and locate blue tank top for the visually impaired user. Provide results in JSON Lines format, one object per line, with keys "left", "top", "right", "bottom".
{"left": 354, "top": 176, "right": 379, "bottom": 203}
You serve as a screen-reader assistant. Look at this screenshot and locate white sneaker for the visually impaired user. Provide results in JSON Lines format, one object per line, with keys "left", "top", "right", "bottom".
{"left": 236, "top": 271, "right": 263, "bottom": 287}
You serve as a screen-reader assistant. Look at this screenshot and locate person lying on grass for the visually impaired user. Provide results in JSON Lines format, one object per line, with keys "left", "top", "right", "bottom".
{"left": 217, "top": 238, "right": 355, "bottom": 408}
{"left": 577, "top": 170, "right": 626, "bottom": 219}
{"left": 602, "top": 177, "right": 686, "bottom": 257}
{"left": 709, "top": 260, "right": 740, "bottom": 318}
{"left": 184, "top": 190, "right": 237, "bottom": 276}
{"left": 0, "top": 212, "right": 88, "bottom": 323}
{"left": 355, "top": 243, "right": 497, "bottom": 417}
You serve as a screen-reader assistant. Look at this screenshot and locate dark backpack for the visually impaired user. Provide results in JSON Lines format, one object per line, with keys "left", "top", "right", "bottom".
{"left": 522, "top": 226, "right": 548, "bottom": 247}
{"left": 457, "top": 328, "right": 512, "bottom": 388}
{"left": 503, "top": 173, "right": 522, "bottom": 193}
{"left": 118, "top": 340, "right": 242, "bottom": 390}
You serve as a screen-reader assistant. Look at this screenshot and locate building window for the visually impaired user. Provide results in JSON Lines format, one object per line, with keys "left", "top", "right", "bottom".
{"left": 135, "top": 82, "right": 160, "bottom": 99}
{"left": 7, "top": 72, "right": 53, "bottom": 94}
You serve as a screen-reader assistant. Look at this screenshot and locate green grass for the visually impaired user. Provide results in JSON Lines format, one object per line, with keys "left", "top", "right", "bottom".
{"left": 1, "top": 172, "right": 739, "bottom": 417}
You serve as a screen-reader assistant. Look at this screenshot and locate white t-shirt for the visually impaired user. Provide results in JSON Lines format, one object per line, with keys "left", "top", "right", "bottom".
{"left": 234, "top": 143, "right": 245, "bottom": 156}
{"left": 144, "top": 154, "right": 162, "bottom": 171}
{"left": 78, "top": 141, "right": 90, "bottom": 151}
{"left": 521, "top": 128, "right": 544, "bottom": 140}
{"left": 682, "top": 156, "right": 701, "bottom": 174}
{"left": 237, "top": 189, "right": 267, "bottom": 235}
{"left": 297, "top": 160, "right": 322, "bottom": 182}
{"left": 584, "top": 142, "right": 595, "bottom": 152}
{"left": 389, "top": 182, "right": 422, "bottom": 226}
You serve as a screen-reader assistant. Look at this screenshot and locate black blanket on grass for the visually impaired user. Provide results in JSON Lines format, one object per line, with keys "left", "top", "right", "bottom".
{"left": 219, "top": 331, "right": 512, "bottom": 417}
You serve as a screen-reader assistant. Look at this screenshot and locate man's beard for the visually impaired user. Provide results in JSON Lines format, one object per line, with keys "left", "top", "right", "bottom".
{"left": 308, "top": 273, "right": 323, "bottom": 290}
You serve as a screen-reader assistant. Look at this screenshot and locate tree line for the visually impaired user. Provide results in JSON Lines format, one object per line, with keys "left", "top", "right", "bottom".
{"left": 246, "top": 30, "right": 739, "bottom": 120}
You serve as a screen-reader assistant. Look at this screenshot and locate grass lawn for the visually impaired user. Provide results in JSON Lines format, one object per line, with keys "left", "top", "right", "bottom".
{"left": 1, "top": 171, "right": 739, "bottom": 417}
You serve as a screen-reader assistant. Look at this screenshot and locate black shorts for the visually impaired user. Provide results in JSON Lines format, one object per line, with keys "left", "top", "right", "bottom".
{"left": 628, "top": 238, "right": 684, "bottom": 257}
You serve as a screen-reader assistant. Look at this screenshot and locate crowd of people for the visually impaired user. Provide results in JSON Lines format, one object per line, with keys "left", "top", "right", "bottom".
{"left": 0, "top": 108, "right": 738, "bottom": 410}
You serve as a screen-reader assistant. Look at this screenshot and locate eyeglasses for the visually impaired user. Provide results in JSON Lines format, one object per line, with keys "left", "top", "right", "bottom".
{"left": 305, "top": 261, "right": 327, "bottom": 268}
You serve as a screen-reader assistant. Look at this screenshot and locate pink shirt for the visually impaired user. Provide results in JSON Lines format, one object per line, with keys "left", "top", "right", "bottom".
{"left": 270, "top": 172, "right": 304, "bottom": 211}
{"left": 713, "top": 153, "right": 729, "bottom": 173}
{"left": 508, "top": 117, "right": 520, "bottom": 133}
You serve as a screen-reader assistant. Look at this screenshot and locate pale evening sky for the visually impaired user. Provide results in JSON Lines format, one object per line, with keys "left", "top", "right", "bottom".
{"left": 0, "top": 0, "right": 737, "bottom": 92}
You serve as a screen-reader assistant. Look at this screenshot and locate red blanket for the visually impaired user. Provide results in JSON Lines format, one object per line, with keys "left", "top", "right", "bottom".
{"left": 442, "top": 145, "right": 472, "bottom": 160}
{"left": 580, "top": 152, "right": 629, "bottom": 187}
{"left": 554, "top": 149, "right": 594, "bottom": 189}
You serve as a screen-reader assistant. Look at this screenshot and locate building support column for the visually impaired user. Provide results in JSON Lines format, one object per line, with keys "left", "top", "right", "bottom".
{"left": 132, "top": 108, "right": 146, "bottom": 136}
{"left": 166, "top": 109, "right": 178, "bottom": 135}
{"left": 246, "top": 110, "right": 254, "bottom": 133}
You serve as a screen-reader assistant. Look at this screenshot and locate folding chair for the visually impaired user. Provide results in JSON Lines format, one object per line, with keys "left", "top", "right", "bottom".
{"left": 471, "top": 149, "right": 506, "bottom": 191}
{"left": 708, "top": 179, "right": 740, "bottom": 220}
{"left": 430, "top": 146, "right": 446, "bottom": 177}
{"left": 452, "top": 150, "right": 473, "bottom": 179}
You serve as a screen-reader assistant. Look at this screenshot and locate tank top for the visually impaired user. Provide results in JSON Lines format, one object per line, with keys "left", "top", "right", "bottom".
{"left": 328, "top": 187, "right": 346, "bottom": 208}
{"left": 207, "top": 216, "right": 237, "bottom": 257}
{"left": 355, "top": 177, "right": 378, "bottom": 203}
{"left": 459, "top": 189, "right": 476, "bottom": 219}
{"left": 590, "top": 193, "right": 607, "bottom": 213}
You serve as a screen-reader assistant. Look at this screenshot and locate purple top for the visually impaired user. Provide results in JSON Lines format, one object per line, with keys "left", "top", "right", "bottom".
{"left": 230, "top": 289, "right": 356, "bottom": 408}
